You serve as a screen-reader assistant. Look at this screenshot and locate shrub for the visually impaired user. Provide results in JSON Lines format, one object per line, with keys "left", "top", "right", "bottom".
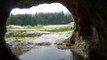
{"left": 36, "top": 24, "right": 44, "bottom": 29}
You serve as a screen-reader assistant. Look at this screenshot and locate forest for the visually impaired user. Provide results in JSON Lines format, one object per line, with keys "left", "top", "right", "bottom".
{"left": 7, "top": 12, "right": 73, "bottom": 26}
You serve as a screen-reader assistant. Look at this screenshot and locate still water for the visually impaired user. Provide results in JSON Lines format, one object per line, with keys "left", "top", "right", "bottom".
{"left": 19, "top": 46, "right": 73, "bottom": 60}
{"left": 19, "top": 32, "right": 73, "bottom": 60}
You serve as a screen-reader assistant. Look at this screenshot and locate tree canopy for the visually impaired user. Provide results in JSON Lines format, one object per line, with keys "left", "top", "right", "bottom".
{"left": 7, "top": 12, "right": 73, "bottom": 26}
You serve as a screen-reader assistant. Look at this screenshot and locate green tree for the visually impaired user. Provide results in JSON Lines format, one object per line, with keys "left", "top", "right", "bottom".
{"left": 7, "top": 12, "right": 73, "bottom": 26}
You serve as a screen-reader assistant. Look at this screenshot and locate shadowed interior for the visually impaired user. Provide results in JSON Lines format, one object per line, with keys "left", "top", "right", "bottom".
{"left": 0, "top": 0, "right": 107, "bottom": 60}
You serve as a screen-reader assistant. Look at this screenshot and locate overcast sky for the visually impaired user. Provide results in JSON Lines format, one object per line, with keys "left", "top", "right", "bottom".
{"left": 10, "top": 3, "right": 70, "bottom": 15}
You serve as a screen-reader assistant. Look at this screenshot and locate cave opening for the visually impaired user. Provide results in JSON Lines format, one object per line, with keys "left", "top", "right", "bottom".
{"left": 5, "top": 3, "right": 74, "bottom": 60}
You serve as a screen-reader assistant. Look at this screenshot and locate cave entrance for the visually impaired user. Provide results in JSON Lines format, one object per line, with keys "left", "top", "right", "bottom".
{"left": 6, "top": 3, "right": 74, "bottom": 60}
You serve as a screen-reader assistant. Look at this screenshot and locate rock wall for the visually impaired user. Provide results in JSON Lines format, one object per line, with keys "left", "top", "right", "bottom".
{"left": 63, "top": 0, "right": 107, "bottom": 60}
{"left": 0, "top": 0, "right": 107, "bottom": 60}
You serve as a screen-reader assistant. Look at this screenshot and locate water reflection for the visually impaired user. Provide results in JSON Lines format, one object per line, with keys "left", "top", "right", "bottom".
{"left": 19, "top": 46, "right": 73, "bottom": 60}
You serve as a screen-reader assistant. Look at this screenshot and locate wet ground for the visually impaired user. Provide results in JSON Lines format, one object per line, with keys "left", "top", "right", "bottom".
{"left": 20, "top": 46, "right": 73, "bottom": 60}
{"left": 6, "top": 31, "right": 73, "bottom": 60}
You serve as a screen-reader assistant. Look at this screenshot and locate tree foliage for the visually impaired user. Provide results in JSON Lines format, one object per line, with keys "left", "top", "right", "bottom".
{"left": 7, "top": 12, "right": 73, "bottom": 26}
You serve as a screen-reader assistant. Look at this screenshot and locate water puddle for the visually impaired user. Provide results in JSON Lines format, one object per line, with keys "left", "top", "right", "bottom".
{"left": 6, "top": 31, "right": 73, "bottom": 60}
{"left": 19, "top": 46, "right": 73, "bottom": 60}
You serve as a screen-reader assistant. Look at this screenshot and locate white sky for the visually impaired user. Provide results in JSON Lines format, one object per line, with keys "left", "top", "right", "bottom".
{"left": 11, "top": 3, "right": 70, "bottom": 15}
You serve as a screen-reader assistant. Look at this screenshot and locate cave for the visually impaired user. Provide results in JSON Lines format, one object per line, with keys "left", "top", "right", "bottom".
{"left": 0, "top": 0, "right": 107, "bottom": 60}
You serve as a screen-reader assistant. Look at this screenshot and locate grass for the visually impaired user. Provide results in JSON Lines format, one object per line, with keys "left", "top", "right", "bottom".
{"left": 35, "top": 24, "right": 44, "bottom": 29}
{"left": 7, "top": 24, "right": 73, "bottom": 32}
{"left": 47, "top": 27, "right": 72, "bottom": 32}
{"left": 7, "top": 24, "right": 44, "bottom": 30}
{"left": 6, "top": 31, "right": 40, "bottom": 39}
{"left": 6, "top": 24, "right": 73, "bottom": 39}
{"left": 6, "top": 32, "right": 26, "bottom": 39}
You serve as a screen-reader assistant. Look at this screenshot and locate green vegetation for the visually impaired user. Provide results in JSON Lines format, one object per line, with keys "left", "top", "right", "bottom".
{"left": 7, "top": 24, "right": 73, "bottom": 32}
{"left": 6, "top": 30, "right": 40, "bottom": 39}
{"left": 35, "top": 42, "right": 51, "bottom": 46}
{"left": 13, "top": 32, "right": 26, "bottom": 38}
{"left": 25, "top": 25, "right": 33, "bottom": 29}
{"left": 7, "top": 24, "right": 44, "bottom": 30}
{"left": 35, "top": 24, "right": 44, "bottom": 29}
{"left": 7, "top": 12, "right": 73, "bottom": 26}
{"left": 47, "top": 27, "right": 72, "bottom": 32}
{"left": 6, "top": 31, "right": 26, "bottom": 38}
{"left": 7, "top": 25, "right": 24, "bottom": 29}
{"left": 6, "top": 24, "right": 72, "bottom": 39}
{"left": 6, "top": 12, "right": 74, "bottom": 38}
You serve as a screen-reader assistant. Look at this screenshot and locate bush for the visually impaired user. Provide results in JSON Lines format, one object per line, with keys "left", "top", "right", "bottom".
{"left": 36, "top": 24, "right": 44, "bottom": 28}
{"left": 24, "top": 25, "right": 32, "bottom": 29}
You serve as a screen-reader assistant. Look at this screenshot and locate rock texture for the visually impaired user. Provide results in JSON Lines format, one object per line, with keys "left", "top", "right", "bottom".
{"left": 0, "top": 0, "right": 107, "bottom": 60}
{"left": 63, "top": 0, "right": 107, "bottom": 60}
